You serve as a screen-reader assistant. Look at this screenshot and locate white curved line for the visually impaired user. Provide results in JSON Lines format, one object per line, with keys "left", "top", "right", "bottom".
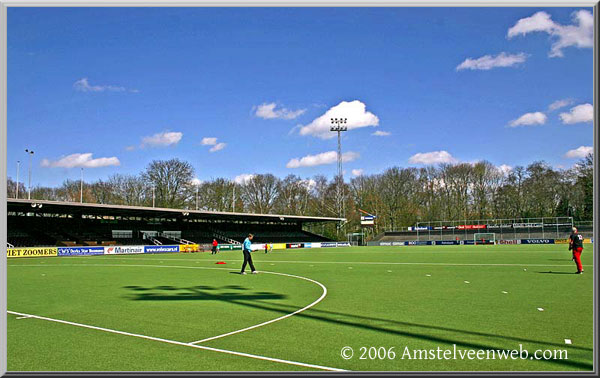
{"left": 9, "top": 263, "right": 328, "bottom": 346}
{"left": 189, "top": 270, "right": 327, "bottom": 345}
{"left": 7, "top": 310, "right": 344, "bottom": 371}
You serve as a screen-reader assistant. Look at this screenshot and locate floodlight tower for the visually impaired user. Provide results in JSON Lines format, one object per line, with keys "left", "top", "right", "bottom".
{"left": 25, "top": 149, "right": 34, "bottom": 200}
{"left": 330, "top": 118, "right": 348, "bottom": 223}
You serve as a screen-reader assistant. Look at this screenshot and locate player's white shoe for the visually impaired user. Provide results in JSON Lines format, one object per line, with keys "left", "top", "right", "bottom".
{"left": 240, "top": 272, "right": 247, "bottom": 275}
{"left": 251, "top": 271, "right": 258, "bottom": 274}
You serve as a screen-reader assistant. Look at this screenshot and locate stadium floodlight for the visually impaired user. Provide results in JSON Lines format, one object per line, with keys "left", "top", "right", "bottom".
{"left": 330, "top": 118, "right": 348, "bottom": 225}
{"left": 25, "top": 149, "right": 34, "bottom": 200}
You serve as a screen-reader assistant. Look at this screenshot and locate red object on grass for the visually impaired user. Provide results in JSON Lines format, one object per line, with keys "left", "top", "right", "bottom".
{"left": 216, "top": 261, "right": 226, "bottom": 264}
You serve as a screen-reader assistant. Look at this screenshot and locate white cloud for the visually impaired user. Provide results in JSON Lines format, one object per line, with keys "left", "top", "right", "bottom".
{"left": 559, "top": 103, "right": 593, "bottom": 124}
{"left": 73, "top": 78, "right": 138, "bottom": 93}
{"left": 125, "top": 145, "right": 136, "bottom": 151}
{"left": 497, "top": 164, "right": 513, "bottom": 175}
{"left": 297, "top": 100, "right": 379, "bottom": 139}
{"left": 200, "top": 137, "right": 226, "bottom": 152}
{"left": 286, "top": 151, "right": 360, "bottom": 168}
{"left": 507, "top": 10, "right": 593, "bottom": 58}
{"left": 209, "top": 142, "right": 227, "bottom": 153}
{"left": 141, "top": 131, "right": 183, "bottom": 148}
{"left": 201, "top": 137, "right": 218, "bottom": 146}
{"left": 564, "top": 146, "right": 593, "bottom": 159}
{"left": 254, "top": 103, "right": 306, "bottom": 120}
{"left": 509, "top": 112, "right": 547, "bottom": 127}
{"left": 372, "top": 130, "right": 391, "bottom": 137}
{"left": 41, "top": 153, "right": 120, "bottom": 168}
{"left": 548, "top": 98, "right": 574, "bottom": 111}
{"left": 352, "top": 169, "right": 364, "bottom": 176}
{"left": 234, "top": 174, "right": 255, "bottom": 185}
{"left": 191, "top": 178, "right": 203, "bottom": 186}
{"left": 408, "top": 151, "right": 458, "bottom": 165}
{"left": 456, "top": 52, "right": 528, "bottom": 71}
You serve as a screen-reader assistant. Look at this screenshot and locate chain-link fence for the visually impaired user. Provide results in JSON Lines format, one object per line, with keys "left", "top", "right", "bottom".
{"left": 411, "top": 217, "right": 586, "bottom": 242}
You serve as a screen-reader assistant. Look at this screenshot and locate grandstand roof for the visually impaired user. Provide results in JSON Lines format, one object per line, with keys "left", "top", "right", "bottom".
{"left": 7, "top": 199, "right": 344, "bottom": 223}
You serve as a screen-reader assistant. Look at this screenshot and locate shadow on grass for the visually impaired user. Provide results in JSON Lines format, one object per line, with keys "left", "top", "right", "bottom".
{"left": 123, "top": 285, "right": 286, "bottom": 302}
{"left": 537, "top": 271, "right": 579, "bottom": 275}
{"left": 223, "top": 299, "right": 593, "bottom": 370}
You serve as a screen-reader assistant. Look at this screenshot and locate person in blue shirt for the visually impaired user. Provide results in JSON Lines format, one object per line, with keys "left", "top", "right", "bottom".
{"left": 241, "top": 234, "right": 257, "bottom": 275}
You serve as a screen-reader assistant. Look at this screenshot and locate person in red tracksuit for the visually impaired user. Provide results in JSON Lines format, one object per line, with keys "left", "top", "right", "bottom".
{"left": 569, "top": 227, "right": 584, "bottom": 274}
{"left": 211, "top": 239, "right": 219, "bottom": 255}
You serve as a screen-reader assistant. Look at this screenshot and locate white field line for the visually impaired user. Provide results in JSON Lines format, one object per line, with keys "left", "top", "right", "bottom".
{"left": 7, "top": 310, "right": 344, "bottom": 372}
{"left": 8, "top": 264, "right": 328, "bottom": 347}
{"left": 68, "top": 257, "right": 592, "bottom": 268}
{"left": 189, "top": 271, "right": 327, "bottom": 345}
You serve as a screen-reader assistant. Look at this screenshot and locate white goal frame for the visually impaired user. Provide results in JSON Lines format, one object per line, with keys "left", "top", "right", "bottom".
{"left": 474, "top": 233, "right": 496, "bottom": 245}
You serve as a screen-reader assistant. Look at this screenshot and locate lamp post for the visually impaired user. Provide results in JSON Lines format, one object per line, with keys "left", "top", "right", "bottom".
{"left": 330, "top": 118, "right": 348, "bottom": 223}
{"left": 195, "top": 183, "right": 199, "bottom": 211}
{"left": 232, "top": 182, "right": 236, "bottom": 212}
{"left": 16, "top": 161, "right": 20, "bottom": 199}
{"left": 25, "top": 149, "right": 34, "bottom": 200}
{"left": 80, "top": 168, "right": 84, "bottom": 203}
{"left": 152, "top": 185, "right": 155, "bottom": 208}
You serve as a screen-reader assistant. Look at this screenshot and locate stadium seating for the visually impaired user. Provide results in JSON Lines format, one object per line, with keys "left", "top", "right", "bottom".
{"left": 7, "top": 214, "right": 332, "bottom": 247}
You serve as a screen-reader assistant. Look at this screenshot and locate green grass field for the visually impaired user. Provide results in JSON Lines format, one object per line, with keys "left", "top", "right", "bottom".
{"left": 7, "top": 244, "right": 595, "bottom": 372}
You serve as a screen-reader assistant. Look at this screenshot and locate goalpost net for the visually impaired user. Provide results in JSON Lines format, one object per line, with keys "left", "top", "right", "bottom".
{"left": 474, "top": 233, "right": 496, "bottom": 245}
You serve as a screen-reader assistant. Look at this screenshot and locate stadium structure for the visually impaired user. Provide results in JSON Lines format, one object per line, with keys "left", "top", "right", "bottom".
{"left": 368, "top": 217, "right": 593, "bottom": 246}
{"left": 7, "top": 199, "right": 340, "bottom": 249}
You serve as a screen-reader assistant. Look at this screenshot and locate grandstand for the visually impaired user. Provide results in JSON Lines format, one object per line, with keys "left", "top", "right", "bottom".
{"left": 7, "top": 199, "right": 339, "bottom": 248}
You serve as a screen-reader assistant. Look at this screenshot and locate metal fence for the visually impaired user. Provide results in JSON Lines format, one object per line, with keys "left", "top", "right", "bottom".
{"left": 412, "top": 217, "right": 584, "bottom": 242}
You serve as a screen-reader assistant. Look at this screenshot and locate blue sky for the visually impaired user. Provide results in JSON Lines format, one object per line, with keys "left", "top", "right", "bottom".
{"left": 7, "top": 7, "right": 594, "bottom": 188}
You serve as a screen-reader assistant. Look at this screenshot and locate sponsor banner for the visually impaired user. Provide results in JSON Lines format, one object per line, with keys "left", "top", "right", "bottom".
{"left": 462, "top": 240, "right": 475, "bottom": 245}
{"left": 58, "top": 247, "right": 104, "bottom": 256}
{"left": 406, "top": 241, "right": 432, "bottom": 246}
{"left": 311, "top": 242, "right": 321, "bottom": 248}
{"left": 379, "top": 242, "right": 392, "bottom": 246}
{"left": 520, "top": 239, "right": 555, "bottom": 244}
{"left": 487, "top": 224, "right": 514, "bottom": 229}
{"left": 555, "top": 238, "right": 569, "bottom": 244}
{"left": 497, "top": 239, "right": 521, "bottom": 245}
{"left": 7, "top": 247, "right": 58, "bottom": 258}
{"left": 304, "top": 243, "right": 312, "bottom": 248}
{"left": 321, "top": 242, "right": 338, "bottom": 248}
{"left": 584, "top": 238, "right": 592, "bottom": 244}
{"left": 458, "top": 225, "right": 487, "bottom": 230}
{"left": 336, "top": 242, "right": 351, "bottom": 247}
{"left": 104, "top": 246, "right": 144, "bottom": 255}
{"left": 435, "top": 240, "right": 459, "bottom": 245}
{"left": 146, "top": 245, "right": 180, "bottom": 254}
{"left": 513, "top": 223, "right": 543, "bottom": 228}
{"left": 272, "top": 243, "right": 287, "bottom": 250}
{"left": 408, "top": 226, "right": 431, "bottom": 231}
{"left": 392, "top": 241, "right": 405, "bottom": 246}
{"left": 286, "top": 243, "right": 304, "bottom": 249}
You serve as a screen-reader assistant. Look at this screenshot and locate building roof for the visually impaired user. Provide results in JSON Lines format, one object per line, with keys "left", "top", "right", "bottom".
{"left": 7, "top": 199, "right": 344, "bottom": 223}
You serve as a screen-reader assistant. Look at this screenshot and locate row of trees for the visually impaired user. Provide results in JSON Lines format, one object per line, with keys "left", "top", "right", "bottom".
{"left": 7, "top": 154, "right": 593, "bottom": 239}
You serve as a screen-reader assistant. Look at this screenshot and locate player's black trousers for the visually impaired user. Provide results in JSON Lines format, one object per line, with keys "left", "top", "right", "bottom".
{"left": 241, "top": 250, "right": 256, "bottom": 273}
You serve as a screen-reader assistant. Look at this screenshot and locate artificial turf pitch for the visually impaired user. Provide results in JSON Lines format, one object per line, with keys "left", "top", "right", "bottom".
{"left": 7, "top": 244, "right": 594, "bottom": 372}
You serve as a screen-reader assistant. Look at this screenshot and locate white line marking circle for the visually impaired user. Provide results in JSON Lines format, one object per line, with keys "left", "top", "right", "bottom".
{"left": 9, "top": 263, "right": 328, "bottom": 346}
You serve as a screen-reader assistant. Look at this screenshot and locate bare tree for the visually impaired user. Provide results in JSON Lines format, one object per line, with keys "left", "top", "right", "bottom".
{"left": 141, "top": 159, "right": 195, "bottom": 209}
